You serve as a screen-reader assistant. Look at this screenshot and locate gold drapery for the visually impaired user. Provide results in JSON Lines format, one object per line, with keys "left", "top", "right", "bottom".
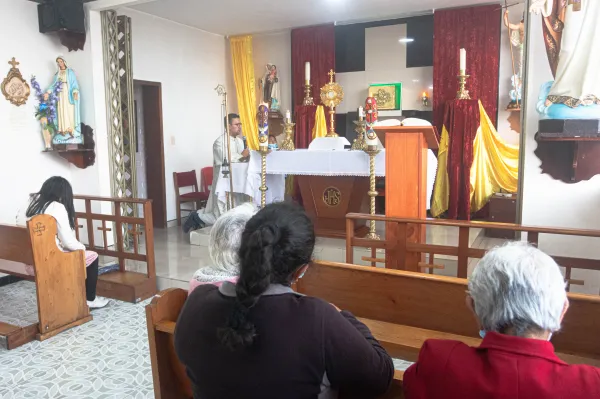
{"left": 430, "top": 126, "right": 450, "bottom": 217}
{"left": 312, "top": 105, "right": 327, "bottom": 139}
{"left": 469, "top": 101, "right": 519, "bottom": 213}
{"left": 230, "top": 35, "right": 259, "bottom": 150}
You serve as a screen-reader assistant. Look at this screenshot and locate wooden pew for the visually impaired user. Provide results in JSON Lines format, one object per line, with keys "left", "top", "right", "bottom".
{"left": 0, "top": 214, "right": 92, "bottom": 349}
{"left": 146, "top": 261, "right": 600, "bottom": 399}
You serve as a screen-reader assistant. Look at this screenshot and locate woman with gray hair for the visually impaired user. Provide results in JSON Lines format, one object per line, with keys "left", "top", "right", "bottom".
{"left": 404, "top": 242, "right": 600, "bottom": 399}
{"left": 189, "top": 203, "right": 256, "bottom": 293}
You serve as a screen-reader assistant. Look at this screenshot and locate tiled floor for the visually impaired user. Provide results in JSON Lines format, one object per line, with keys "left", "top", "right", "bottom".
{"left": 0, "top": 282, "right": 153, "bottom": 399}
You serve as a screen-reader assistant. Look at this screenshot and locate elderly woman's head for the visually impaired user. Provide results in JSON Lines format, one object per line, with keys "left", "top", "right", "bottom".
{"left": 208, "top": 203, "right": 256, "bottom": 275}
{"left": 468, "top": 242, "right": 568, "bottom": 339}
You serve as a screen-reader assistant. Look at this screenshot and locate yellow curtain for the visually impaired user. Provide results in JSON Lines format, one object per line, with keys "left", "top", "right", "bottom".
{"left": 230, "top": 35, "right": 258, "bottom": 150}
{"left": 430, "top": 126, "right": 450, "bottom": 217}
{"left": 312, "top": 105, "right": 327, "bottom": 139}
{"left": 470, "top": 100, "right": 519, "bottom": 213}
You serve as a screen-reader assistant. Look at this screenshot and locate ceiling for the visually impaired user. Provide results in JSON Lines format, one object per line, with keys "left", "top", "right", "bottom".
{"left": 130, "top": 0, "right": 497, "bottom": 36}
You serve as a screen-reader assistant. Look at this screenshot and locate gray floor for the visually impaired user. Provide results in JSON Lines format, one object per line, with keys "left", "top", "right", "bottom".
{"left": 0, "top": 281, "right": 153, "bottom": 399}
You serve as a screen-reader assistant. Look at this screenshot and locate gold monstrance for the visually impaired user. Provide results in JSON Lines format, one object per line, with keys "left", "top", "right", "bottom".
{"left": 320, "top": 70, "right": 344, "bottom": 138}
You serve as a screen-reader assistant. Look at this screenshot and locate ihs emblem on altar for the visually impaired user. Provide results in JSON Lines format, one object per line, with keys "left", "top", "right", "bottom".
{"left": 320, "top": 69, "right": 344, "bottom": 138}
{"left": 322, "top": 186, "right": 342, "bottom": 207}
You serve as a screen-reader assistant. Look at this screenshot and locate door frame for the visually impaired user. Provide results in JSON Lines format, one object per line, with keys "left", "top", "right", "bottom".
{"left": 134, "top": 79, "right": 167, "bottom": 228}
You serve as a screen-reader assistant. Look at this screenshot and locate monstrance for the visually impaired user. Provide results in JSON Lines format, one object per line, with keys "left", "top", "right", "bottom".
{"left": 320, "top": 69, "right": 344, "bottom": 138}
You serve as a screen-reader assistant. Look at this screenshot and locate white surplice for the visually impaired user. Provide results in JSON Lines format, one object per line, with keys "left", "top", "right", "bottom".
{"left": 197, "top": 134, "right": 251, "bottom": 226}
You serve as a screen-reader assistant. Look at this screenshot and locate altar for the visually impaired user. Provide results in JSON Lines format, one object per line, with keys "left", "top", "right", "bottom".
{"left": 249, "top": 149, "right": 386, "bottom": 238}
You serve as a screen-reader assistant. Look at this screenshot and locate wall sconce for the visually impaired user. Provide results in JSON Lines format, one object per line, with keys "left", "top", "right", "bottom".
{"left": 422, "top": 91, "right": 430, "bottom": 107}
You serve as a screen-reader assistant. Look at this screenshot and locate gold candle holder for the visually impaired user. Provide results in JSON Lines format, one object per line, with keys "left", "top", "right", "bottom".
{"left": 303, "top": 83, "right": 314, "bottom": 106}
{"left": 364, "top": 144, "right": 381, "bottom": 240}
{"left": 259, "top": 145, "right": 269, "bottom": 208}
{"left": 351, "top": 116, "right": 367, "bottom": 151}
{"left": 326, "top": 106, "right": 339, "bottom": 138}
{"left": 280, "top": 121, "right": 296, "bottom": 151}
{"left": 456, "top": 71, "right": 471, "bottom": 100}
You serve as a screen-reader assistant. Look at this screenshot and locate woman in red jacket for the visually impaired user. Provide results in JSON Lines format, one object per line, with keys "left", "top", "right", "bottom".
{"left": 404, "top": 242, "right": 600, "bottom": 399}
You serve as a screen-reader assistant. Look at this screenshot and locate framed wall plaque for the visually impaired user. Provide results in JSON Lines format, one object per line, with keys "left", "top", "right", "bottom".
{"left": 1, "top": 58, "right": 30, "bottom": 107}
{"left": 368, "top": 83, "right": 402, "bottom": 110}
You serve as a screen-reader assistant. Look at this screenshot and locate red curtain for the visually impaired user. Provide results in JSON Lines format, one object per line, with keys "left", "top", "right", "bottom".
{"left": 444, "top": 99, "right": 480, "bottom": 220}
{"left": 433, "top": 5, "right": 501, "bottom": 131}
{"left": 291, "top": 25, "right": 336, "bottom": 112}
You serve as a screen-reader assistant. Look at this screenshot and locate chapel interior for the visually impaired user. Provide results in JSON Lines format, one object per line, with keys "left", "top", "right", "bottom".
{"left": 1, "top": 0, "right": 600, "bottom": 397}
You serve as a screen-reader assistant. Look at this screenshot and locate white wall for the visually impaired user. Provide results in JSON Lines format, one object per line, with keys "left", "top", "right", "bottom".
{"left": 521, "top": 15, "right": 600, "bottom": 295}
{"left": 120, "top": 8, "right": 227, "bottom": 222}
{"left": 0, "top": 0, "right": 80, "bottom": 224}
{"left": 497, "top": 4, "right": 524, "bottom": 146}
{"left": 337, "top": 24, "right": 433, "bottom": 114}
{"left": 252, "top": 31, "right": 292, "bottom": 115}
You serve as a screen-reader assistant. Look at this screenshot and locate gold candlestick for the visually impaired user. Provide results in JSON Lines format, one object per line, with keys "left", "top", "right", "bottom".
{"left": 280, "top": 121, "right": 296, "bottom": 151}
{"left": 456, "top": 72, "right": 471, "bottom": 100}
{"left": 364, "top": 144, "right": 380, "bottom": 240}
{"left": 351, "top": 116, "right": 367, "bottom": 151}
{"left": 259, "top": 144, "right": 269, "bottom": 208}
{"left": 303, "top": 83, "right": 314, "bottom": 106}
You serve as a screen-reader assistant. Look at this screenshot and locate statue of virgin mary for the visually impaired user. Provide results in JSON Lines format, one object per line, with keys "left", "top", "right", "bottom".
{"left": 531, "top": 0, "right": 600, "bottom": 119}
{"left": 46, "top": 56, "right": 83, "bottom": 144}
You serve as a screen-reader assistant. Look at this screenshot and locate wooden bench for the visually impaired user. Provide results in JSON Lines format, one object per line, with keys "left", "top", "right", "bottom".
{"left": 0, "top": 214, "right": 92, "bottom": 349}
{"left": 146, "top": 261, "right": 600, "bottom": 398}
{"left": 346, "top": 213, "right": 600, "bottom": 293}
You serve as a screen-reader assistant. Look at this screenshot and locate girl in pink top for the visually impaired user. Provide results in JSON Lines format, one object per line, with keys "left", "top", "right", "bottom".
{"left": 189, "top": 203, "right": 256, "bottom": 293}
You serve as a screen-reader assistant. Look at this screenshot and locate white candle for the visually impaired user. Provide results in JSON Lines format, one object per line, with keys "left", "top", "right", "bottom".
{"left": 358, "top": 106, "right": 364, "bottom": 118}
{"left": 459, "top": 48, "right": 466, "bottom": 73}
{"left": 286, "top": 110, "right": 291, "bottom": 122}
{"left": 305, "top": 62, "right": 311, "bottom": 84}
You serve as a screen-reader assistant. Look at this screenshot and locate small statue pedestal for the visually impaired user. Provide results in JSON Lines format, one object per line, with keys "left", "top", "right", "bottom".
{"left": 535, "top": 119, "right": 600, "bottom": 183}
{"left": 45, "top": 123, "right": 96, "bottom": 169}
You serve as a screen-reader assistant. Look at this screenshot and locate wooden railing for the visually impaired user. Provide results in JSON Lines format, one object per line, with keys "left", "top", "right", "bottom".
{"left": 346, "top": 213, "right": 600, "bottom": 294}
{"left": 73, "top": 195, "right": 157, "bottom": 303}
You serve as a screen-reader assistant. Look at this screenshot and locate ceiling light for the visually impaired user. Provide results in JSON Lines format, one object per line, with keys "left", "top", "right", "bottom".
{"left": 399, "top": 38, "right": 414, "bottom": 43}
{"left": 412, "top": 79, "right": 420, "bottom": 83}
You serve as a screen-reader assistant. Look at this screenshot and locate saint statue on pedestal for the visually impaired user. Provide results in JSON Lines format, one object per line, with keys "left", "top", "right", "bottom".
{"left": 45, "top": 56, "right": 83, "bottom": 144}
{"left": 503, "top": 9, "right": 524, "bottom": 109}
{"left": 260, "top": 64, "right": 280, "bottom": 111}
{"left": 531, "top": 0, "right": 600, "bottom": 119}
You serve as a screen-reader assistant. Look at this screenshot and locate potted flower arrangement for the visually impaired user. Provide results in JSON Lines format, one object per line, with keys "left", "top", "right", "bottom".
{"left": 31, "top": 76, "right": 62, "bottom": 151}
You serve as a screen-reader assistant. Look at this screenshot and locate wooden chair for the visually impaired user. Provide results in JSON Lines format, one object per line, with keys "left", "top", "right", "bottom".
{"left": 146, "top": 261, "right": 600, "bottom": 399}
{"left": 0, "top": 214, "right": 92, "bottom": 349}
{"left": 174, "top": 170, "right": 209, "bottom": 226}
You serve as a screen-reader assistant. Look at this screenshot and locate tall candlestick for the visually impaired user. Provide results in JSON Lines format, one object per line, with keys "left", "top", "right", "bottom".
{"left": 358, "top": 106, "right": 364, "bottom": 118}
{"left": 459, "top": 48, "right": 466, "bottom": 73}
{"left": 285, "top": 110, "right": 291, "bottom": 122}
{"left": 305, "top": 62, "right": 311, "bottom": 84}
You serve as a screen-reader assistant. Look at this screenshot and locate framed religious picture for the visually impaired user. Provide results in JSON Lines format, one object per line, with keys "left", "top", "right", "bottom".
{"left": 1, "top": 58, "right": 30, "bottom": 106}
{"left": 368, "top": 83, "right": 401, "bottom": 110}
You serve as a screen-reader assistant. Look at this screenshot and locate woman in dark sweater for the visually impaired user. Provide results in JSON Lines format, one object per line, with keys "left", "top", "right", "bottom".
{"left": 174, "top": 202, "right": 394, "bottom": 399}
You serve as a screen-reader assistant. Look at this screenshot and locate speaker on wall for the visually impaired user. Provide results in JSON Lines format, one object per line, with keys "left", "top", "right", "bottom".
{"left": 38, "top": 0, "right": 86, "bottom": 51}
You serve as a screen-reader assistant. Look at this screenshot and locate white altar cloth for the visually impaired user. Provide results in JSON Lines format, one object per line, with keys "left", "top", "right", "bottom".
{"left": 248, "top": 149, "right": 386, "bottom": 176}
{"left": 214, "top": 162, "right": 285, "bottom": 207}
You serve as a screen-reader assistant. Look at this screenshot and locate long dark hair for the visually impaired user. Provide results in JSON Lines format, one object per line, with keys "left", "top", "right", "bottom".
{"left": 218, "top": 202, "right": 315, "bottom": 350}
{"left": 26, "top": 176, "right": 76, "bottom": 230}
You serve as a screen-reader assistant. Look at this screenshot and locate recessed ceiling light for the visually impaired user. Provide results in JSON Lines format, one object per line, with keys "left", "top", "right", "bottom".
{"left": 399, "top": 38, "right": 414, "bottom": 43}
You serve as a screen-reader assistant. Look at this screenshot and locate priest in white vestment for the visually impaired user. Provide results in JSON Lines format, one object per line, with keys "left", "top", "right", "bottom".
{"left": 192, "top": 114, "right": 251, "bottom": 229}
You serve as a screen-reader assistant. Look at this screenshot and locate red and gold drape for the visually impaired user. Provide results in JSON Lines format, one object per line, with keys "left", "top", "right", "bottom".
{"left": 433, "top": 5, "right": 501, "bottom": 131}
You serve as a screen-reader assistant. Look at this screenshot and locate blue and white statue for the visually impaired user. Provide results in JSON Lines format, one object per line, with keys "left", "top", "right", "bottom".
{"left": 45, "top": 56, "right": 82, "bottom": 144}
{"left": 531, "top": 0, "right": 600, "bottom": 119}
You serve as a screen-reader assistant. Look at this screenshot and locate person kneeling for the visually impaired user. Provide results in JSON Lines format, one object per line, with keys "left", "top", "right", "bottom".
{"left": 175, "top": 203, "right": 394, "bottom": 399}
{"left": 18, "top": 177, "right": 109, "bottom": 309}
{"left": 404, "top": 242, "right": 600, "bottom": 399}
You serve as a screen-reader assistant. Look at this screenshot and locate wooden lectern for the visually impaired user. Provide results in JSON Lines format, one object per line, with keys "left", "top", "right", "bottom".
{"left": 374, "top": 126, "right": 439, "bottom": 270}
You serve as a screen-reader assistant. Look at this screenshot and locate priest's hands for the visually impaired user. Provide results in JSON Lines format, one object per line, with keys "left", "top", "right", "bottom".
{"left": 241, "top": 149, "right": 250, "bottom": 158}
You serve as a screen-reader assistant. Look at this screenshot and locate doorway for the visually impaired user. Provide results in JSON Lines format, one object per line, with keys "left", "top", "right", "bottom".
{"left": 134, "top": 80, "right": 167, "bottom": 228}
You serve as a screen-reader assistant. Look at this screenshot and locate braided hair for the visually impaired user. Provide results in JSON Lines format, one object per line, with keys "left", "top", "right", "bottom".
{"left": 218, "top": 202, "right": 315, "bottom": 350}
